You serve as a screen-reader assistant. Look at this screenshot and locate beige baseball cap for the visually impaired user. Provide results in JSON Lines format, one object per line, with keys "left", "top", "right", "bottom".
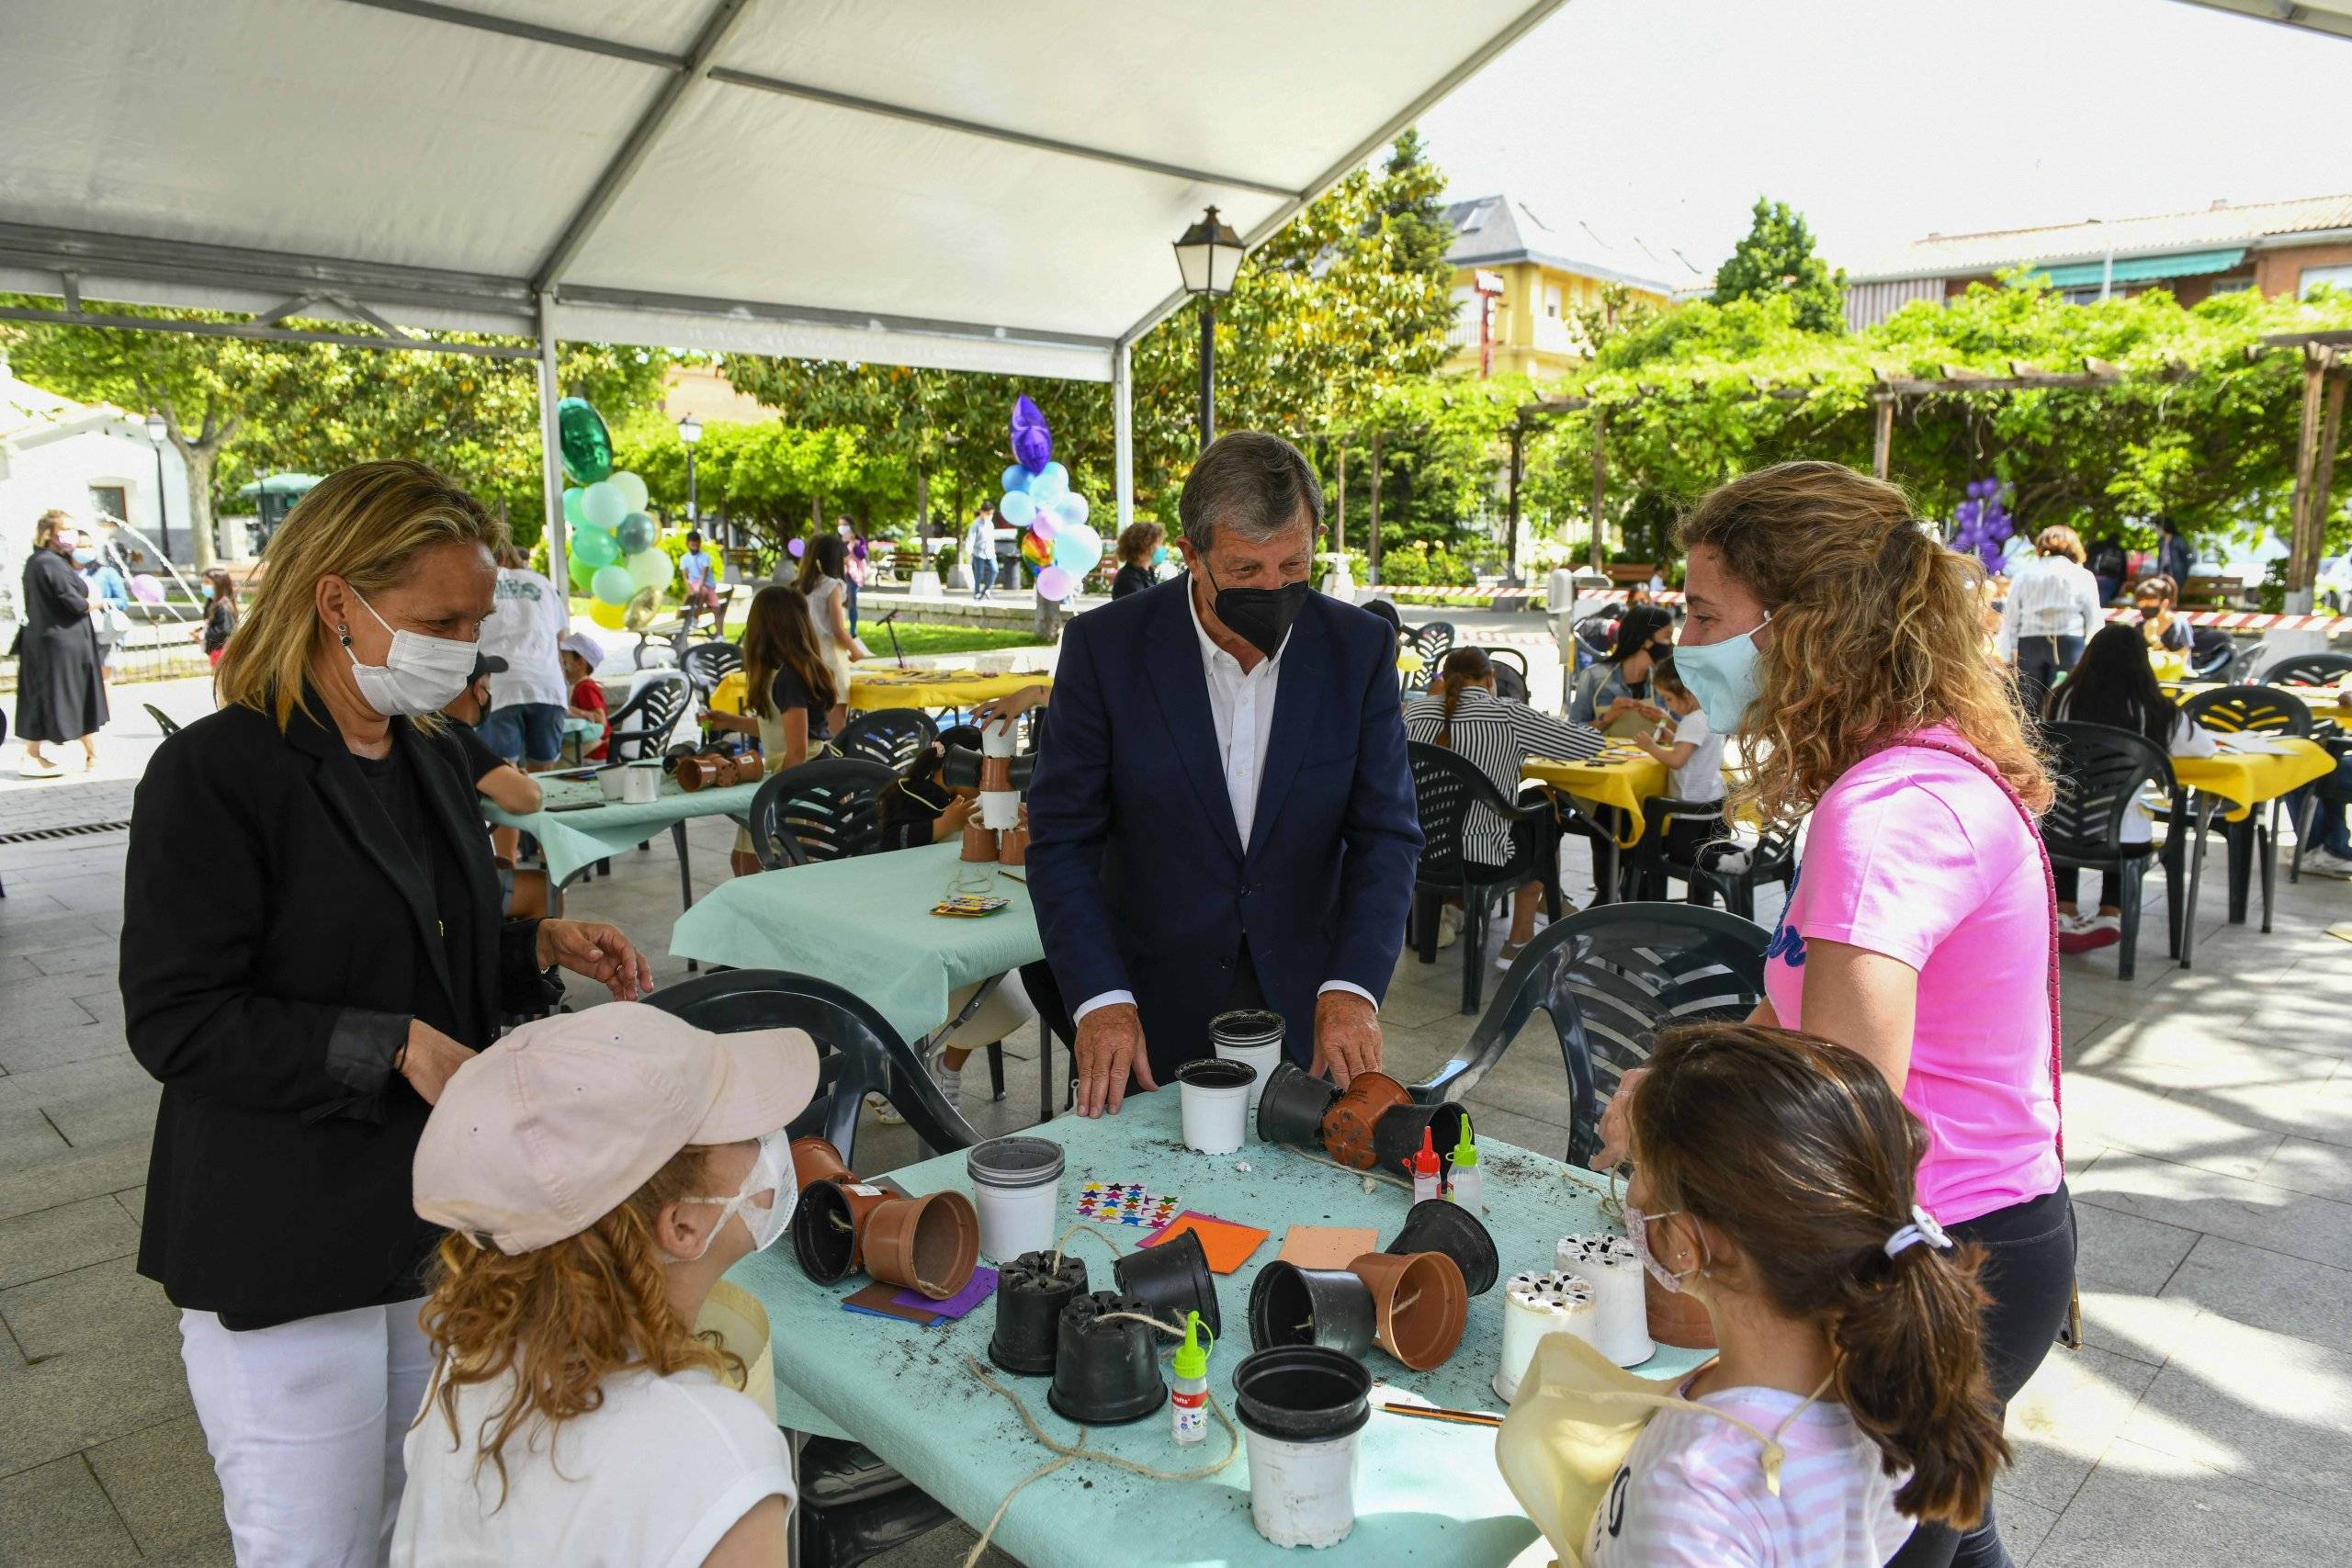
{"left": 413, "top": 1001, "right": 820, "bottom": 1255}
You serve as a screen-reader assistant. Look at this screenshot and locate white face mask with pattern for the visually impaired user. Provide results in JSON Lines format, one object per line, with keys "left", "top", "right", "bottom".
{"left": 341, "top": 590, "right": 477, "bottom": 718}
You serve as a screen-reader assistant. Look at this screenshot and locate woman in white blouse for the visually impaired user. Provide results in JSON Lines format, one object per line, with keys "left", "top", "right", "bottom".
{"left": 1998, "top": 525, "right": 2106, "bottom": 713}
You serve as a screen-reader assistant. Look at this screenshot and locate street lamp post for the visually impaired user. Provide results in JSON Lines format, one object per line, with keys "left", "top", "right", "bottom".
{"left": 678, "top": 413, "right": 703, "bottom": 523}
{"left": 144, "top": 412, "right": 172, "bottom": 560}
{"left": 1172, "top": 207, "right": 1244, "bottom": 451}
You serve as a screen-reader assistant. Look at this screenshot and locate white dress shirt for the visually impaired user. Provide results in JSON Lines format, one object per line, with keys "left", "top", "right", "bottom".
{"left": 1072, "top": 582, "right": 1376, "bottom": 1023}
{"left": 1999, "top": 553, "right": 2106, "bottom": 657}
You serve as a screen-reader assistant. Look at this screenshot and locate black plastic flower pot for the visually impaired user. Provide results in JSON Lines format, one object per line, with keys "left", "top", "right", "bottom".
{"left": 1385, "top": 1197, "right": 1499, "bottom": 1296}
{"left": 1111, "top": 1225, "right": 1220, "bottom": 1339}
{"left": 1368, "top": 1101, "right": 1471, "bottom": 1189}
{"left": 989, "top": 1250, "right": 1088, "bottom": 1377}
{"left": 1257, "top": 1060, "right": 1341, "bottom": 1150}
{"left": 1246, "top": 1261, "right": 1378, "bottom": 1358}
{"left": 1046, "top": 1292, "right": 1167, "bottom": 1426}
{"left": 790, "top": 1177, "right": 876, "bottom": 1284}
{"left": 1231, "top": 1344, "right": 1374, "bottom": 1442}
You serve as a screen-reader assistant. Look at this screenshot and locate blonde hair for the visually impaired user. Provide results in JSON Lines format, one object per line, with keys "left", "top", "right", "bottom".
{"left": 414, "top": 1145, "right": 740, "bottom": 1507}
{"left": 1679, "top": 462, "right": 2052, "bottom": 826}
{"left": 215, "top": 460, "right": 504, "bottom": 728}
{"left": 31, "top": 511, "right": 73, "bottom": 549}
{"left": 2034, "top": 525, "right": 2086, "bottom": 564}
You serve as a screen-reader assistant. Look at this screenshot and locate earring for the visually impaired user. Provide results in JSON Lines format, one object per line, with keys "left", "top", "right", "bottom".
{"left": 338, "top": 623, "right": 352, "bottom": 648}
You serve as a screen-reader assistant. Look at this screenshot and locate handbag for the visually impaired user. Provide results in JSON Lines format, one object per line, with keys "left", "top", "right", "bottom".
{"left": 1495, "top": 1333, "right": 1823, "bottom": 1568}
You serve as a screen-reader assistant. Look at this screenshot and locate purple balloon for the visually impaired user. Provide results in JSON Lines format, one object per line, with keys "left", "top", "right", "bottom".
{"left": 788, "top": 537, "right": 806, "bottom": 558}
{"left": 1011, "top": 395, "right": 1053, "bottom": 475}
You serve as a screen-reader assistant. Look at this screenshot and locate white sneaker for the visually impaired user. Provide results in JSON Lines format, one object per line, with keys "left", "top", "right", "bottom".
{"left": 2303, "top": 849, "right": 2352, "bottom": 880}
{"left": 933, "top": 1062, "right": 963, "bottom": 1104}
{"left": 1435, "top": 908, "right": 1464, "bottom": 950}
{"left": 17, "top": 755, "right": 62, "bottom": 779}
{"left": 865, "top": 1090, "right": 904, "bottom": 1126}
{"left": 2055, "top": 910, "right": 2094, "bottom": 935}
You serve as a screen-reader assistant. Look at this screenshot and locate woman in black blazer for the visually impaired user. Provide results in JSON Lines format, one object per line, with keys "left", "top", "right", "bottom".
{"left": 119, "top": 460, "right": 652, "bottom": 1566}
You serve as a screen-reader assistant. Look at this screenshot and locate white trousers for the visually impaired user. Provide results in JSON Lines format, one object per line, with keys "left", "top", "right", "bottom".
{"left": 179, "top": 1300, "right": 435, "bottom": 1568}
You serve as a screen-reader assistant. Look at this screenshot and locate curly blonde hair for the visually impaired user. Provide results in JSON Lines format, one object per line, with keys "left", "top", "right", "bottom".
{"left": 413, "top": 1145, "right": 741, "bottom": 1506}
{"left": 1679, "top": 462, "right": 2051, "bottom": 827}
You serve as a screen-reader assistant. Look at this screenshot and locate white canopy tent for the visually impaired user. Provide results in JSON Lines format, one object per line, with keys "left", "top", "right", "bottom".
{"left": 0, "top": 0, "right": 1566, "bottom": 582}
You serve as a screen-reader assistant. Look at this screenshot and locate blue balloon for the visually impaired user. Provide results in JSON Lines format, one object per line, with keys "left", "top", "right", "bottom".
{"left": 1029, "top": 466, "right": 1069, "bottom": 507}
{"left": 1052, "top": 491, "right": 1091, "bottom": 531}
{"left": 1052, "top": 526, "right": 1103, "bottom": 575}
{"left": 1001, "top": 464, "right": 1032, "bottom": 494}
{"left": 1000, "top": 491, "right": 1037, "bottom": 528}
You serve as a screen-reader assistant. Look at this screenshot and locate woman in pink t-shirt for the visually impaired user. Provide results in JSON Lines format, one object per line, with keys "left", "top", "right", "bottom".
{"left": 1598, "top": 462, "right": 2074, "bottom": 1568}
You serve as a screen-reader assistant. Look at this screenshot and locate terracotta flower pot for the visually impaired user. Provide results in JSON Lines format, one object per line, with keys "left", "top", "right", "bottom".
{"left": 1645, "top": 1269, "right": 1719, "bottom": 1350}
{"left": 729, "top": 750, "right": 765, "bottom": 785}
{"left": 862, "top": 1190, "right": 981, "bottom": 1301}
{"left": 674, "top": 753, "right": 727, "bottom": 793}
{"left": 999, "top": 826, "right": 1028, "bottom": 867}
{"left": 789, "top": 1179, "right": 894, "bottom": 1284}
{"left": 1346, "top": 1250, "right": 1468, "bottom": 1371}
{"left": 1319, "top": 1071, "right": 1412, "bottom": 1170}
{"left": 789, "top": 1136, "right": 852, "bottom": 1194}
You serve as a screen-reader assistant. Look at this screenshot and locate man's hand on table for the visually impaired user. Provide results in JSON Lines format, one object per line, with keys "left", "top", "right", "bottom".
{"left": 1074, "top": 1002, "right": 1158, "bottom": 1116}
{"left": 1310, "top": 990, "right": 1382, "bottom": 1090}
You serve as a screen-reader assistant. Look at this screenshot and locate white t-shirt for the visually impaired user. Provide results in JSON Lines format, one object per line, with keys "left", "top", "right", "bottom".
{"left": 480, "top": 569, "right": 570, "bottom": 711}
{"left": 393, "top": 1362, "right": 793, "bottom": 1568}
{"left": 1666, "top": 707, "right": 1725, "bottom": 804}
{"left": 1586, "top": 1382, "right": 1913, "bottom": 1568}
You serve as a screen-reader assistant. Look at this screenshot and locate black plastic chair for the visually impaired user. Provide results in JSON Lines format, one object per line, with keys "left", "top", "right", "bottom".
{"left": 2181, "top": 685, "right": 2310, "bottom": 933}
{"left": 1409, "top": 621, "right": 1456, "bottom": 672}
{"left": 1410, "top": 902, "right": 1769, "bottom": 1168}
{"left": 1408, "top": 741, "right": 1555, "bottom": 1015}
{"left": 641, "top": 970, "right": 971, "bottom": 1568}
{"left": 142, "top": 703, "right": 181, "bottom": 737}
{"left": 2043, "top": 722, "right": 2178, "bottom": 980}
{"left": 680, "top": 639, "right": 745, "bottom": 706}
{"left": 834, "top": 707, "right": 938, "bottom": 772}
{"left": 2257, "top": 652, "right": 2352, "bottom": 689}
{"left": 603, "top": 674, "right": 689, "bottom": 763}
{"left": 2187, "top": 626, "right": 2238, "bottom": 682}
{"left": 1476, "top": 646, "right": 1531, "bottom": 703}
{"left": 1624, "top": 796, "right": 1795, "bottom": 920}
{"left": 748, "top": 758, "right": 898, "bottom": 869}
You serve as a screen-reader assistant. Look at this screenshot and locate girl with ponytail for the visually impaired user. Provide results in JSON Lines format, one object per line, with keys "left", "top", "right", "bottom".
{"left": 1591, "top": 1022, "right": 2007, "bottom": 1566}
{"left": 1598, "top": 462, "right": 2072, "bottom": 1568}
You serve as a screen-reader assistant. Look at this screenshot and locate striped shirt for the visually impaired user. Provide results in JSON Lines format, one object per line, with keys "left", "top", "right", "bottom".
{"left": 1403, "top": 686, "right": 1601, "bottom": 864}
{"left": 1586, "top": 1383, "right": 1914, "bottom": 1567}
{"left": 1998, "top": 553, "right": 2106, "bottom": 654}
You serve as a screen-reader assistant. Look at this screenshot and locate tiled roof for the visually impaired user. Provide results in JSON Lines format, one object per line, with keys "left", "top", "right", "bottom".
{"left": 1840, "top": 193, "right": 2352, "bottom": 283}
{"left": 1442, "top": 195, "right": 1706, "bottom": 295}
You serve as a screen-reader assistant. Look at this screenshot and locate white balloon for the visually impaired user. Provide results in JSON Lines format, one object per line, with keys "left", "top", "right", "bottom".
{"left": 626, "top": 547, "right": 673, "bottom": 594}
{"left": 609, "top": 470, "right": 650, "bottom": 513}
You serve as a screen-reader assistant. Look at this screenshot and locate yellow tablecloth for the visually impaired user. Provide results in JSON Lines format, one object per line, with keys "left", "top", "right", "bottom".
{"left": 1522, "top": 749, "right": 1673, "bottom": 846}
{"left": 2171, "top": 738, "right": 2335, "bottom": 823}
{"left": 708, "top": 667, "right": 1051, "bottom": 716}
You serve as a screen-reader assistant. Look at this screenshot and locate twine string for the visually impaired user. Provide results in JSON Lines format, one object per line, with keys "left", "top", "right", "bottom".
{"left": 1049, "top": 1220, "right": 1127, "bottom": 1275}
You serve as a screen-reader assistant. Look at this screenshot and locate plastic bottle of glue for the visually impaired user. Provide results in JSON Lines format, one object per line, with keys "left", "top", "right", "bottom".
{"left": 1411, "top": 1125, "right": 1443, "bottom": 1205}
{"left": 1170, "top": 1310, "right": 1211, "bottom": 1446}
{"left": 1445, "top": 1122, "right": 1483, "bottom": 1213}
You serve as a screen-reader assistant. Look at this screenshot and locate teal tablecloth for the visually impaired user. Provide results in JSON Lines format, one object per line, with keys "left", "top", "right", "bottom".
{"left": 726, "top": 1089, "right": 1707, "bottom": 1567}
{"left": 484, "top": 771, "right": 762, "bottom": 887}
{"left": 668, "top": 840, "right": 1044, "bottom": 1047}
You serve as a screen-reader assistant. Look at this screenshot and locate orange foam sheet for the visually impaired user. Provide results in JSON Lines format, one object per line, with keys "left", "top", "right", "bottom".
{"left": 1147, "top": 1213, "right": 1271, "bottom": 1274}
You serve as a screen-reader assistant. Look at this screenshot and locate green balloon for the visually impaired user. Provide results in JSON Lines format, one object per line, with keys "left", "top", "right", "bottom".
{"left": 580, "top": 481, "right": 627, "bottom": 530}
{"left": 557, "top": 398, "right": 614, "bottom": 486}
{"left": 571, "top": 526, "right": 619, "bottom": 570}
{"left": 561, "top": 487, "right": 588, "bottom": 527}
{"left": 591, "top": 564, "right": 637, "bottom": 606}
{"left": 616, "top": 513, "right": 656, "bottom": 556}
{"left": 569, "top": 547, "right": 598, "bottom": 590}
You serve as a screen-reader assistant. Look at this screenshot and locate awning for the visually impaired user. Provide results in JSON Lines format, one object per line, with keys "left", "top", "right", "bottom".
{"left": 2035, "top": 248, "right": 2248, "bottom": 289}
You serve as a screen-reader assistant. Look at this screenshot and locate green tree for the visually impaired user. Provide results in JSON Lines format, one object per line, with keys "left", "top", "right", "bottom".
{"left": 1712, "top": 197, "right": 1846, "bottom": 334}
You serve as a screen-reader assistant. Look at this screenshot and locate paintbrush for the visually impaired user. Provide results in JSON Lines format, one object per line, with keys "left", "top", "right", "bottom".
{"left": 1377, "top": 1400, "right": 1502, "bottom": 1428}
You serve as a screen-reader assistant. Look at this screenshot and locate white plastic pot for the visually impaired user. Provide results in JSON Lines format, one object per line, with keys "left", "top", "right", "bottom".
{"left": 1177, "top": 1058, "right": 1256, "bottom": 1156}
{"left": 618, "top": 766, "right": 660, "bottom": 805}
{"left": 965, "top": 1136, "right": 1063, "bottom": 1263}
{"left": 596, "top": 766, "right": 629, "bottom": 800}
{"left": 1494, "top": 1269, "right": 1598, "bottom": 1404}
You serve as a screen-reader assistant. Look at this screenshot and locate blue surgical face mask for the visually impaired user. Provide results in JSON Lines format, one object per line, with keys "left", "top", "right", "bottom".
{"left": 73, "top": 547, "right": 96, "bottom": 566}
{"left": 1151, "top": 546, "right": 1169, "bottom": 567}
{"left": 1670, "top": 615, "right": 1769, "bottom": 735}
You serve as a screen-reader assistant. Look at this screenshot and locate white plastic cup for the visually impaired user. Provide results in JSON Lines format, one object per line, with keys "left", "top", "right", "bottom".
{"left": 1556, "top": 1235, "right": 1653, "bottom": 1367}
{"left": 965, "top": 1136, "right": 1063, "bottom": 1263}
{"left": 1246, "top": 1428, "right": 1363, "bottom": 1549}
{"left": 596, "top": 766, "right": 629, "bottom": 800}
{"left": 619, "top": 767, "right": 659, "bottom": 805}
{"left": 1495, "top": 1270, "right": 1598, "bottom": 1404}
{"left": 1177, "top": 1058, "right": 1257, "bottom": 1156}
{"left": 1211, "top": 1010, "right": 1286, "bottom": 1118}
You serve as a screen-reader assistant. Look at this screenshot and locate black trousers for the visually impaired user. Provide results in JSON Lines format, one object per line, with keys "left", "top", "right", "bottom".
{"left": 2013, "top": 635, "right": 2082, "bottom": 717}
{"left": 2054, "top": 867, "right": 2123, "bottom": 910}
{"left": 1886, "top": 1183, "right": 2079, "bottom": 1568}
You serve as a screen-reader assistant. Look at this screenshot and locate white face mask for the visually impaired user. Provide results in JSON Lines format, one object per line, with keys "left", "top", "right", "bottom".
{"left": 1625, "top": 1202, "right": 1707, "bottom": 1292}
{"left": 342, "top": 590, "right": 478, "bottom": 717}
{"left": 669, "top": 1130, "right": 794, "bottom": 1263}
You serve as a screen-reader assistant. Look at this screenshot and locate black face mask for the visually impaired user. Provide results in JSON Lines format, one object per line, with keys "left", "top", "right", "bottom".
{"left": 1199, "top": 560, "right": 1310, "bottom": 660}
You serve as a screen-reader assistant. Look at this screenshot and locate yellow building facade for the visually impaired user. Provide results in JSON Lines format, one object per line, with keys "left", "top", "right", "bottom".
{"left": 1441, "top": 197, "right": 1699, "bottom": 381}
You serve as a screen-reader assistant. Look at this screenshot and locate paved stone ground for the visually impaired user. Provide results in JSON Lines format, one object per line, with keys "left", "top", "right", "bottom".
{"left": 2, "top": 675, "right": 2347, "bottom": 1565}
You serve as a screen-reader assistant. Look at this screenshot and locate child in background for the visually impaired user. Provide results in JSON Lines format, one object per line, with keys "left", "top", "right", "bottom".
{"left": 699, "top": 585, "right": 836, "bottom": 876}
{"left": 559, "top": 631, "right": 609, "bottom": 761}
{"left": 1628, "top": 652, "right": 1730, "bottom": 868}
{"left": 1594, "top": 1023, "right": 2008, "bottom": 1566}
{"left": 2042, "top": 624, "right": 2219, "bottom": 950}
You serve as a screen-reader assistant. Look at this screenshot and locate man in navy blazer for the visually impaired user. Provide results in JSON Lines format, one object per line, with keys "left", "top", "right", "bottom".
{"left": 1027, "top": 433, "right": 1421, "bottom": 1115}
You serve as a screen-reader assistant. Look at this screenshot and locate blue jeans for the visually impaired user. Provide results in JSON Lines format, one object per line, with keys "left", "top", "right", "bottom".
{"left": 971, "top": 554, "right": 997, "bottom": 598}
{"left": 845, "top": 575, "right": 860, "bottom": 633}
{"left": 478, "top": 703, "right": 563, "bottom": 764}
{"left": 2289, "top": 752, "right": 2352, "bottom": 859}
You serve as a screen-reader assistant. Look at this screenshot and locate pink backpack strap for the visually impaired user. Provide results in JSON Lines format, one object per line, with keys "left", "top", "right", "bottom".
{"left": 1861, "top": 737, "right": 2064, "bottom": 1160}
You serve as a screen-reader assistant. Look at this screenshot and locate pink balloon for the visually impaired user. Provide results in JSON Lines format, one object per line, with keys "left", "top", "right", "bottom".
{"left": 787, "top": 537, "right": 806, "bottom": 558}
{"left": 1029, "top": 510, "right": 1059, "bottom": 542}
{"left": 130, "top": 573, "right": 164, "bottom": 604}
{"left": 1035, "top": 566, "right": 1075, "bottom": 601}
